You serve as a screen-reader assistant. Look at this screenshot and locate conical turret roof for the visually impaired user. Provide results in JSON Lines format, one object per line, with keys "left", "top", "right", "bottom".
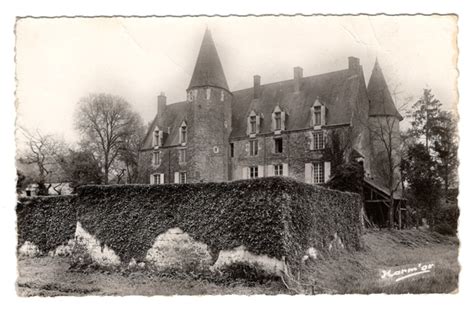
{"left": 367, "top": 59, "right": 402, "bottom": 120}
{"left": 187, "top": 29, "right": 229, "bottom": 91}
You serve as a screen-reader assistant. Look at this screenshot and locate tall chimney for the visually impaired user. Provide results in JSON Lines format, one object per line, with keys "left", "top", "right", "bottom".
{"left": 253, "top": 75, "right": 261, "bottom": 99}
{"left": 157, "top": 92, "right": 166, "bottom": 121}
{"left": 294, "top": 67, "right": 303, "bottom": 92}
{"left": 348, "top": 56, "right": 360, "bottom": 71}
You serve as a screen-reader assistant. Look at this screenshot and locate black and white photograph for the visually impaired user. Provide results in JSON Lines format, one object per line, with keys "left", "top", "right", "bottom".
{"left": 6, "top": 12, "right": 465, "bottom": 299}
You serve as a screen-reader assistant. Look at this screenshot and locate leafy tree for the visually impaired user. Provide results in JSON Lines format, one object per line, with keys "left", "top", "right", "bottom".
{"left": 404, "top": 143, "right": 441, "bottom": 226}
{"left": 74, "top": 93, "right": 143, "bottom": 184}
{"left": 61, "top": 149, "right": 103, "bottom": 192}
{"left": 431, "top": 111, "right": 458, "bottom": 199}
{"left": 409, "top": 89, "right": 443, "bottom": 153}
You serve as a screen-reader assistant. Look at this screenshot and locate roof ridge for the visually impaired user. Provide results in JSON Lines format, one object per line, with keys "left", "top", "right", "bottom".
{"left": 231, "top": 68, "right": 350, "bottom": 94}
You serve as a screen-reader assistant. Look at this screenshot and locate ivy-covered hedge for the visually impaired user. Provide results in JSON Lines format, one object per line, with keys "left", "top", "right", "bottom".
{"left": 17, "top": 195, "right": 77, "bottom": 253}
{"left": 75, "top": 177, "right": 363, "bottom": 265}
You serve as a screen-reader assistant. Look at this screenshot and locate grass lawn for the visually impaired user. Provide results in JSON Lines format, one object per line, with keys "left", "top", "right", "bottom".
{"left": 16, "top": 229, "right": 459, "bottom": 296}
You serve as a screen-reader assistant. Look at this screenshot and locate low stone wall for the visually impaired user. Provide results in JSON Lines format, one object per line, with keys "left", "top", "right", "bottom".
{"left": 17, "top": 177, "right": 363, "bottom": 277}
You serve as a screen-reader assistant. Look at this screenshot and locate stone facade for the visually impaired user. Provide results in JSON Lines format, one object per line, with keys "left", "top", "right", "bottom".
{"left": 138, "top": 29, "right": 402, "bottom": 189}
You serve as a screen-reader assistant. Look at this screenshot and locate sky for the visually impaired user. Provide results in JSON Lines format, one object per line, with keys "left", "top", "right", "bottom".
{"left": 15, "top": 15, "right": 458, "bottom": 146}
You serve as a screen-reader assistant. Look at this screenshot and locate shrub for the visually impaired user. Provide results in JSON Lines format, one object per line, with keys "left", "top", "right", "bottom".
{"left": 75, "top": 177, "right": 363, "bottom": 266}
{"left": 16, "top": 195, "right": 77, "bottom": 253}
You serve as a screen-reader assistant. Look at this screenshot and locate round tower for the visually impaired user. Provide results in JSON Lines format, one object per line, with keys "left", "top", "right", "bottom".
{"left": 186, "top": 29, "right": 232, "bottom": 182}
{"left": 367, "top": 59, "right": 403, "bottom": 188}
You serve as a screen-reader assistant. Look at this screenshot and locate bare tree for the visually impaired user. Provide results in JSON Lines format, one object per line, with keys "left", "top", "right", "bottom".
{"left": 18, "top": 128, "right": 68, "bottom": 195}
{"left": 74, "top": 93, "right": 143, "bottom": 184}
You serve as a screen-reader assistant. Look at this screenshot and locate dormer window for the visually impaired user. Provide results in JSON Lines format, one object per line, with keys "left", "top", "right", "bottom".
{"left": 152, "top": 127, "right": 163, "bottom": 147}
{"left": 179, "top": 121, "right": 187, "bottom": 145}
{"left": 250, "top": 116, "right": 257, "bottom": 133}
{"left": 272, "top": 106, "right": 287, "bottom": 132}
{"left": 311, "top": 99, "right": 326, "bottom": 129}
{"left": 247, "top": 110, "right": 261, "bottom": 136}
{"left": 314, "top": 106, "right": 321, "bottom": 126}
{"left": 220, "top": 90, "right": 225, "bottom": 101}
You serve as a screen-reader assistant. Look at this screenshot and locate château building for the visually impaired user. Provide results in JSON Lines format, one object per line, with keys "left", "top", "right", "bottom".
{"left": 138, "top": 29, "right": 403, "bottom": 226}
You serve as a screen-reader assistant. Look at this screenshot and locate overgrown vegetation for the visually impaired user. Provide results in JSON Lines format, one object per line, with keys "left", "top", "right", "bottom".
{"left": 17, "top": 195, "right": 77, "bottom": 253}
{"left": 73, "top": 177, "right": 362, "bottom": 266}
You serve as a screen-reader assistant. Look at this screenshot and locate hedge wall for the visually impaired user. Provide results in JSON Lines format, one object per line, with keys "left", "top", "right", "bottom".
{"left": 17, "top": 195, "right": 77, "bottom": 253}
{"left": 75, "top": 177, "right": 363, "bottom": 265}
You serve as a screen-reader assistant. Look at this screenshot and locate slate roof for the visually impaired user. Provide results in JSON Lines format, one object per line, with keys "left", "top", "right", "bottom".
{"left": 187, "top": 28, "right": 229, "bottom": 91}
{"left": 367, "top": 59, "right": 402, "bottom": 120}
{"left": 229, "top": 69, "right": 362, "bottom": 138}
{"left": 141, "top": 101, "right": 189, "bottom": 149}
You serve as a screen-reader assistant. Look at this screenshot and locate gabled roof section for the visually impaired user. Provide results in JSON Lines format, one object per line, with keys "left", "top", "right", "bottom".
{"left": 230, "top": 69, "right": 362, "bottom": 138}
{"left": 141, "top": 101, "right": 189, "bottom": 149}
{"left": 367, "top": 59, "right": 402, "bottom": 120}
{"left": 187, "top": 29, "right": 229, "bottom": 91}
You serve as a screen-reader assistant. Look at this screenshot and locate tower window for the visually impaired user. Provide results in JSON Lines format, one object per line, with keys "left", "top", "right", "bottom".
{"left": 230, "top": 143, "right": 234, "bottom": 158}
{"left": 274, "top": 138, "right": 283, "bottom": 153}
{"left": 313, "top": 162, "right": 324, "bottom": 184}
{"left": 180, "top": 122, "right": 187, "bottom": 144}
{"left": 249, "top": 140, "right": 258, "bottom": 156}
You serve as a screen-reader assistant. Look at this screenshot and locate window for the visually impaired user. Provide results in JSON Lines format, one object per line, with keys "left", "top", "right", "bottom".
{"left": 179, "top": 172, "right": 187, "bottom": 184}
{"left": 314, "top": 106, "right": 322, "bottom": 126}
{"left": 178, "top": 149, "right": 186, "bottom": 164}
{"left": 220, "top": 90, "right": 225, "bottom": 101}
{"left": 250, "top": 116, "right": 257, "bottom": 134}
{"left": 249, "top": 166, "right": 259, "bottom": 179}
{"left": 313, "top": 163, "right": 324, "bottom": 184}
{"left": 180, "top": 122, "right": 187, "bottom": 144}
{"left": 153, "top": 128, "right": 163, "bottom": 147}
{"left": 313, "top": 162, "right": 324, "bottom": 184}
{"left": 274, "top": 138, "right": 283, "bottom": 153}
{"left": 313, "top": 131, "right": 325, "bottom": 150}
{"left": 249, "top": 140, "right": 258, "bottom": 156}
{"left": 206, "top": 88, "right": 211, "bottom": 100}
{"left": 274, "top": 164, "right": 283, "bottom": 176}
{"left": 152, "top": 151, "right": 161, "bottom": 166}
{"left": 230, "top": 143, "right": 234, "bottom": 158}
{"left": 151, "top": 173, "right": 164, "bottom": 185}
{"left": 274, "top": 112, "right": 282, "bottom": 130}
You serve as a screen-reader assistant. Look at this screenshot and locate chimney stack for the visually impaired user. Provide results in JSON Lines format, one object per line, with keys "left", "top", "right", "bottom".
{"left": 294, "top": 67, "right": 303, "bottom": 92}
{"left": 253, "top": 75, "right": 261, "bottom": 99}
{"left": 348, "top": 56, "right": 360, "bottom": 71}
{"left": 157, "top": 92, "right": 166, "bottom": 119}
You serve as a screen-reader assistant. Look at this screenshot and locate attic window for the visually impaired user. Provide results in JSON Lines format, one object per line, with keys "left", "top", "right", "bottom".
{"left": 272, "top": 106, "right": 286, "bottom": 132}
{"left": 314, "top": 106, "right": 321, "bottom": 126}
{"left": 153, "top": 128, "right": 163, "bottom": 147}
{"left": 250, "top": 116, "right": 257, "bottom": 133}
{"left": 311, "top": 99, "right": 326, "bottom": 128}
{"left": 275, "top": 112, "right": 282, "bottom": 130}
{"left": 247, "top": 111, "right": 261, "bottom": 136}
